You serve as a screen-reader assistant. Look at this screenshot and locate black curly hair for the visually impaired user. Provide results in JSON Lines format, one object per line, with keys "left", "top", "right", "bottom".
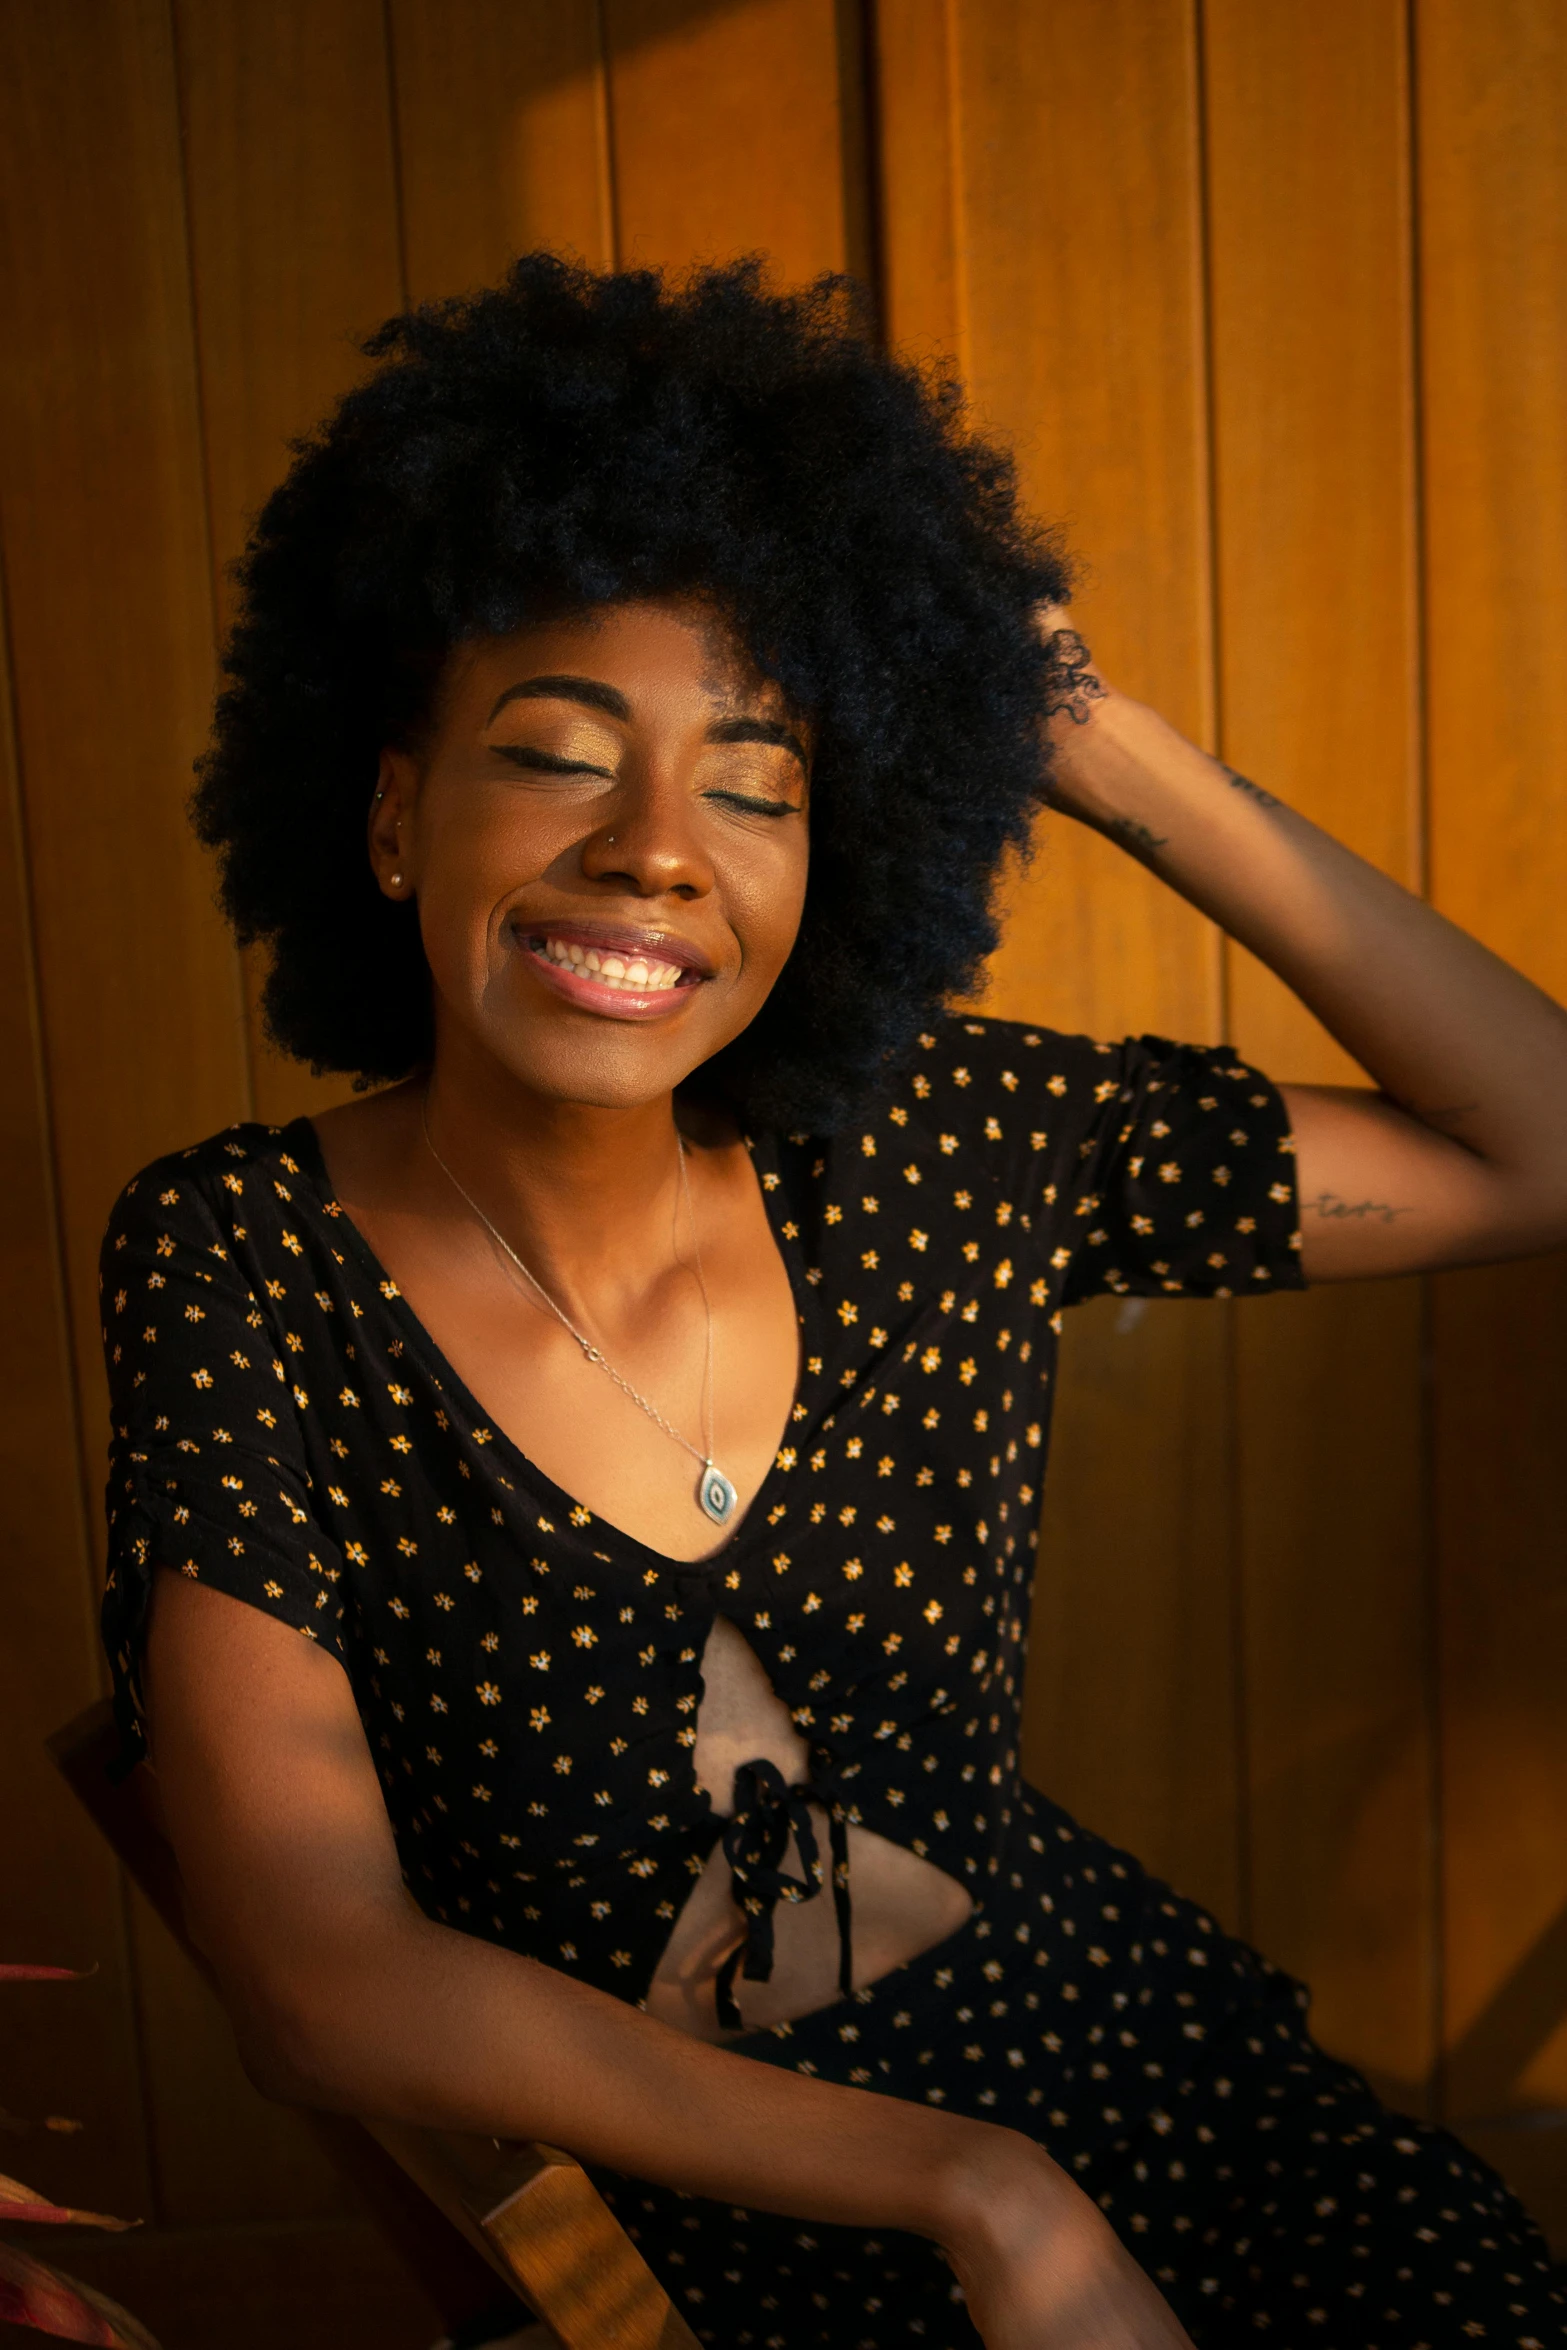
{"left": 193, "top": 255, "right": 1069, "bottom": 1131}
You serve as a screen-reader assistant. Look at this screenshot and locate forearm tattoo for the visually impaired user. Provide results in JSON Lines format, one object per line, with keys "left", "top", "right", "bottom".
{"left": 1307, "top": 1190, "right": 1411, "bottom": 1225}
{"left": 1108, "top": 813, "right": 1170, "bottom": 861}
{"left": 1042, "top": 628, "right": 1108, "bottom": 726}
{"left": 1223, "top": 764, "right": 1282, "bottom": 809}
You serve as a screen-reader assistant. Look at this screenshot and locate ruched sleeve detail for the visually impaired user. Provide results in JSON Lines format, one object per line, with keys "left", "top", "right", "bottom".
{"left": 100, "top": 1153, "right": 347, "bottom": 1766}
{"left": 1058, "top": 1035, "right": 1304, "bottom": 1303}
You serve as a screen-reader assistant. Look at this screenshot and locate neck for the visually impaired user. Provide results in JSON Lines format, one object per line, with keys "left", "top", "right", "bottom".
{"left": 416, "top": 1030, "right": 707, "bottom": 1316}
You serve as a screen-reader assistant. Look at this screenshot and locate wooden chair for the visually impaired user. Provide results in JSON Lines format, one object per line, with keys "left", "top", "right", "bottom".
{"left": 49, "top": 1701, "right": 701, "bottom": 2350}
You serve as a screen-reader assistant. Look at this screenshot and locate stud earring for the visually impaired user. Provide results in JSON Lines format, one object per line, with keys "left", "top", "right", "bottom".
{"left": 391, "top": 872, "right": 403, "bottom": 888}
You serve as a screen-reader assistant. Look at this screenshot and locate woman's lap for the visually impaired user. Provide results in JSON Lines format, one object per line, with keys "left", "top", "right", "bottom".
{"left": 596, "top": 1788, "right": 1564, "bottom": 2346}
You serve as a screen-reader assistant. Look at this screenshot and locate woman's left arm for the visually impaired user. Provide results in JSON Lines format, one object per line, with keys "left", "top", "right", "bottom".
{"left": 1039, "top": 618, "right": 1567, "bottom": 1281}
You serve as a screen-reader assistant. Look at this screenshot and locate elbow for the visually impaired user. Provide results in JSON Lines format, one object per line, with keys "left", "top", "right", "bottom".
{"left": 220, "top": 1965, "right": 364, "bottom": 2113}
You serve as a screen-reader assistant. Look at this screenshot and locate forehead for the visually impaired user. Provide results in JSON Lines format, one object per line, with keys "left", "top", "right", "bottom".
{"left": 448, "top": 598, "right": 789, "bottom": 717}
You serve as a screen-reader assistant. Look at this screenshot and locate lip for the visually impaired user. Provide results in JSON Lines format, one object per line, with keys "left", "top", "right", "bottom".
{"left": 509, "top": 914, "right": 718, "bottom": 1022}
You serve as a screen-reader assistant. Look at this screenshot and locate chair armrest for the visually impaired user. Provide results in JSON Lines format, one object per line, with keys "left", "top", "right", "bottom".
{"left": 367, "top": 2123, "right": 700, "bottom": 2350}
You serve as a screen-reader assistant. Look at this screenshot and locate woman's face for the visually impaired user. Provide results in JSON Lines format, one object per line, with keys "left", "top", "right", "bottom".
{"left": 373, "top": 599, "right": 811, "bottom": 1109}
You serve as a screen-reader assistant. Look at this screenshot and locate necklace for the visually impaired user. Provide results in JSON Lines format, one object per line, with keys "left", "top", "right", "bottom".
{"left": 418, "top": 1099, "right": 738, "bottom": 1529}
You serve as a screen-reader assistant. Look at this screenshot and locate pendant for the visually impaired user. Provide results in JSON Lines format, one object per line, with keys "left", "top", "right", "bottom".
{"left": 698, "top": 1461, "right": 738, "bottom": 1527}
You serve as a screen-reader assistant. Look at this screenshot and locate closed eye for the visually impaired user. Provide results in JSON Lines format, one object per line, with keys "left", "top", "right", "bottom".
{"left": 705, "top": 789, "right": 801, "bottom": 818}
{"left": 493, "top": 744, "right": 614, "bottom": 778}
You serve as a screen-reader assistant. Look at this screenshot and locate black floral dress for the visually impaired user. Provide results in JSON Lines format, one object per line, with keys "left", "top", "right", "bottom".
{"left": 100, "top": 1014, "right": 1563, "bottom": 2348}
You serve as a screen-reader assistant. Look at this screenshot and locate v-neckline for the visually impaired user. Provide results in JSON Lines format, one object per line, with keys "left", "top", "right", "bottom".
{"left": 285, "top": 1113, "right": 813, "bottom": 1581}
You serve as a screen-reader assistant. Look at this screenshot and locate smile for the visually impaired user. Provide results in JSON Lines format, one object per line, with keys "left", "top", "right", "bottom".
{"left": 516, "top": 926, "right": 710, "bottom": 1019}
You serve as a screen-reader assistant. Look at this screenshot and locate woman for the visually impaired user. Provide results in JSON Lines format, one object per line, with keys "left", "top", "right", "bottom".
{"left": 102, "top": 259, "right": 1567, "bottom": 2347}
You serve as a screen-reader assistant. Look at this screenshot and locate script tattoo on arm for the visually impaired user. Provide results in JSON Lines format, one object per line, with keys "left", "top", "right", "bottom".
{"left": 1307, "top": 1190, "right": 1412, "bottom": 1225}
{"left": 1107, "top": 814, "right": 1170, "bottom": 861}
{"left": 1223, "top": 765, "right": 1282, "bottom": 809}
{"left": 1041, "top": 628, "right": 1109, "bottom": 726}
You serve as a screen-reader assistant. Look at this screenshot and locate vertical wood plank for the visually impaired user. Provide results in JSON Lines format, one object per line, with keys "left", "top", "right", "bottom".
{"left": 878, "top": 0, "right": 1241, "bottom": 1922}
{"left": 0, "top": 0, "right": 250, "bottom": 1425}
{"left": 127, "top": 0, "right": 420, "bottom": 2222}
{"left": 1203, "top": 0, "right": 1436, "bottom": 2106}
{"left": 945, "top": 0, "right": 1220, "bottom": 1049}
{"left": 173, "top": 0, "right": 407, "bottom": 1129}
{"left": 0, "top": 560, "right": 152, "bottom": 2220}
{"left": 870, "top": 0, "right": 961, "bottom": 363}
{"left": 605, "top": 0, "right": 855, "bottom": 283}
{"left": 390, "top": 0, "right": 614, "bottom": 297}
{"left": 0, "top": 0, "right": 251, "bottom": 2241}
{"left": 1027, "top": 1295, "right": 1239, "bottom": 1920}
{"left": 1418, "top": 0, "right": 1567, "bottom": 2234}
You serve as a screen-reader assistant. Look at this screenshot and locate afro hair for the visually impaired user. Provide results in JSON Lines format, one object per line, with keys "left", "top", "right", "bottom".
{"left": 192, "top": 255, "right": 1070, "bottom": 1130}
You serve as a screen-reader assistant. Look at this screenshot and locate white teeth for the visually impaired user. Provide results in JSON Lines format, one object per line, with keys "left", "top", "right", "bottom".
{"left": 536, "top": 936, "right": 686, "bottom": 992}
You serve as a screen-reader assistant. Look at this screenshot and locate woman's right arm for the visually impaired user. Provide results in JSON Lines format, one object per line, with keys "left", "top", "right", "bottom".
{"left": 145, "top": 1570, "right": 1191, "bottom": 2348}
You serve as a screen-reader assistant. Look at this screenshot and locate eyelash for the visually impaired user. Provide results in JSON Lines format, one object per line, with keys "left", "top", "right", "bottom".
{"left": 706, "top": 790, "right": 799, "bottom": 819}
{"left": 493, "top": 746, "right": 611, "bottom": 777}
{"left": 492, "top": 746, "right": 798, "bottom": 818}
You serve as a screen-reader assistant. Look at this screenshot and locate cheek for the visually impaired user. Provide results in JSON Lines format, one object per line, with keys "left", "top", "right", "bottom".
{"left": 413, "top": 805, "right": 537, "bottom": 993}
{"left": 727, "top": 836, "right": 810, "bottom": 984}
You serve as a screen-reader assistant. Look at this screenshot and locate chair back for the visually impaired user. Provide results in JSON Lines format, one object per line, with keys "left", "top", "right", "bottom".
{"left": 49, "top": 1701, "right": 699, "bottom": 2350}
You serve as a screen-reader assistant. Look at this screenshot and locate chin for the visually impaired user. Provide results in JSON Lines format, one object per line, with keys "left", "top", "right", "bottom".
{"left": 487, "top": 1020, "right": 724, "bottom": 1111}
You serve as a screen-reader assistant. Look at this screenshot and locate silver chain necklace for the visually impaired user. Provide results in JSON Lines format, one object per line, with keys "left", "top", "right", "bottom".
{"left": 419, "top": 1099, "right": 738, "bottom": 1528}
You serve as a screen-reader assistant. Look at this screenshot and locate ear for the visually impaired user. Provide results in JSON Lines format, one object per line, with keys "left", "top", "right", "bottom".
{"left": 369, "top": 748, "right": 417, "bottom": 899}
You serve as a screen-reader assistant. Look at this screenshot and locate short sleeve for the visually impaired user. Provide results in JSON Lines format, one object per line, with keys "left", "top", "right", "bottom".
{"left": 100, "top": 1159, "right": 347, "bottom": 1765}
{"left": 1060, "top": 1035, "right": 1303, "bottom": 1304}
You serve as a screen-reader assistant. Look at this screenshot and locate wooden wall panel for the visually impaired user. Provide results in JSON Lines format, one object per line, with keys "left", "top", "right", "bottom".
{"left": 605, "top": 0, "right": 860, "bottom": 282}
{"left": 0, "top": 0, "right": 249, "bottom": 1446}
{"left": 0, "top": 564, "right": 151, "bottom": 2220}
{"left": 877, "top": 0, "right": 1242, "bottom": 1922}
{"left": 173, "top": 0, "right": 406, "bottom": 1129}
{"left": 98, "top": 0, "right": 418, "bottom": 2229}
{"left": 390, "top": 0, "right": 615, "bottom": 297}
{"left": 1418, "top": 0, "right": 1567, "bottom": 2229}
{"left": 1203, "top": 0, "right": 1436, "bottom": 2105}
{"left": 2, "top": 0, "right": 1566, "bottom": 2297}
{"left": 947, "top": 0, "right": 1219, "bottom": 1045}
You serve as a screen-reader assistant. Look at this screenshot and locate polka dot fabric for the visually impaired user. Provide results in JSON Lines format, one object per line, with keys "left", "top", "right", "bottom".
{"left": 602, "top": 1793, "right": 1564, "bottom": 2346}
{"left": 97, "top": 1013, "right": 1562, "bottom": 2342}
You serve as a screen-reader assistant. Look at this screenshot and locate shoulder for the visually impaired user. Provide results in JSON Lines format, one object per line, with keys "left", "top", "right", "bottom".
{"left": 102, "top": 1122, "right": 308, "bottom": 1260}
{"left": 895, "top": 1012, "right": 1124, "bottom": 1129}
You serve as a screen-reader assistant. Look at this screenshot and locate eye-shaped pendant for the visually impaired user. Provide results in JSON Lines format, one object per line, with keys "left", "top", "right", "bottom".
{"left": 698, "top": 1462, "right": 738, "bottom": 1526}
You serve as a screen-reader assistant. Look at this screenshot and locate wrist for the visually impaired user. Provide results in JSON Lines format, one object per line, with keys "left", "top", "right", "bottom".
{"left": 921, "top": 2116, "right": 1084, "bottom": 2256}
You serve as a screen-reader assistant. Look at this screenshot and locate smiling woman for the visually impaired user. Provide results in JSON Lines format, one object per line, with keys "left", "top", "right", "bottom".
{"left": 100, "top": 258, "right": 1567, "bottom": 2350}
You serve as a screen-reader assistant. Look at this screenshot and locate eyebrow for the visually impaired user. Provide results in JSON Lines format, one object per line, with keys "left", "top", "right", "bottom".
{"left": 709, "top": 714, "right": 808, "bottom": 766}
{"left": 486, "top": 675, "right": 631, "bottom": 724}
{"left": 485, "top": 678, "right": 807, "bottom": 766}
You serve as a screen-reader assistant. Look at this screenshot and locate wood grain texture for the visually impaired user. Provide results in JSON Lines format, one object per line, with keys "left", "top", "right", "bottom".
{"left": 1028, "top": 1297, "right": 1240, "bottom": 1923}
{"left": 390, "top": 0, "right": 614, "bottom": 296}
{"left": 871, "top": 0, "right": 962, "bottom": 363}
{"left": 1203, "top": 0, "right": 1436, "bottom": 2103}
{"left": 172, "top": 0, "right": 406, "bottom": 1127}
{"left": 0, "top": 0, "right": 249, "bottom": 1442}
{"left": 1233, "top": 1281, "right": 1433, "bottom": 2104}
{"left": 604, "top": 0, "right": 854, "bottom": 282}
{"left": 877, "top": 0, "right": 1241, "bottom": 1916}
{"left": 1418, "top": 0, "right": 1567, "bottom": 2234}
{"left": 945, "top": 0, "right": 1219, "bottom": 1046}
{"left": 1205, "top": 0, "right": 1422, "bottom": 1080}
{"left": 0, "top": 560, "right": 152, "bottom": 2221}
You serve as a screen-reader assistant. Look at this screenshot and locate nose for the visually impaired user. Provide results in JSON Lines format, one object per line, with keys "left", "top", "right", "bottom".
{"left": 578, "top": 762, "right": 715, "bottom": 901}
